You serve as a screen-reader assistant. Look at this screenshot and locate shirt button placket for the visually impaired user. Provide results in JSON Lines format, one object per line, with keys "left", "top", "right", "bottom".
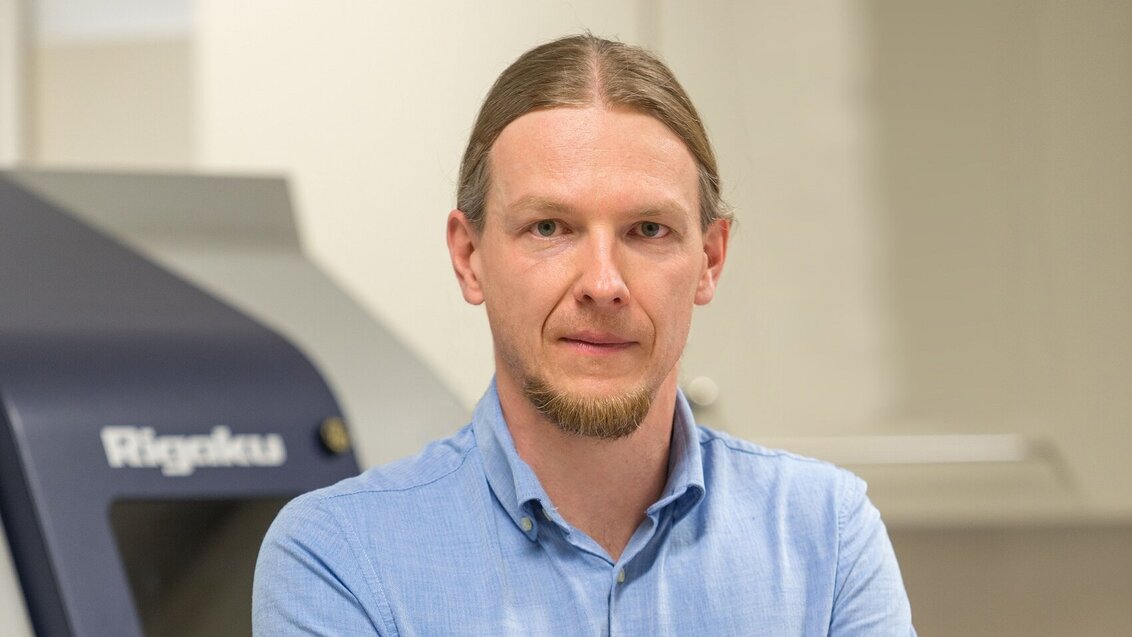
{"left": 609, "top": 566, "right": 627, "bottom": 637}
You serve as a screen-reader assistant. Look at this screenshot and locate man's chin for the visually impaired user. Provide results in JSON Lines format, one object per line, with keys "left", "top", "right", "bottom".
{"left": 521, "top": 376, "right": 653, "bottom": 441}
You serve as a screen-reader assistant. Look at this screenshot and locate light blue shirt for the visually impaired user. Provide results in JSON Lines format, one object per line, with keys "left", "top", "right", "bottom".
{"left": 254, "top": 381, "right": 915, "bottom": 636}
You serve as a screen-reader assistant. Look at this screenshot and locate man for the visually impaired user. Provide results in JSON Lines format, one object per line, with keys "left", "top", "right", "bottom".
{"left": 254, "top": 34, "right": 915, "bottom": 635}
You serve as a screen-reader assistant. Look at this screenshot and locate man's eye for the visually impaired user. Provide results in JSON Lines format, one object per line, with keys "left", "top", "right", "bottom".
{"left": 637, "top": 221, "right": 669, "bottom": 238}
{"left": 533, "top": 220, "right": 559, "bottom": 237}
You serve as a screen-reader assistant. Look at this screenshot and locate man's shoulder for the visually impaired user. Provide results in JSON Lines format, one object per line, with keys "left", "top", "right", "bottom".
{"left": 280, "top": 423, "right": 481, "bottom": 521}
{"left": 695, "top": 424, "right": 864, "bottom": 503}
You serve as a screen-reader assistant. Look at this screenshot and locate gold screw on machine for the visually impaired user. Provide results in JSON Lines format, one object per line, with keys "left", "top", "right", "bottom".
{"left": 319, "top": 417, "right": 352, "bottom": 455}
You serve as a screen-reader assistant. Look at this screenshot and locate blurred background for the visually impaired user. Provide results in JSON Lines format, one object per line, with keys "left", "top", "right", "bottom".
{"left": 2, "top": 0, "right": 1131, "bottom": 634}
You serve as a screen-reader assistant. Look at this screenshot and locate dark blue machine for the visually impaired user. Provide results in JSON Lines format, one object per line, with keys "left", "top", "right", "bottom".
{"left": 0, "top": 175, "right": 360, "bottom": 636}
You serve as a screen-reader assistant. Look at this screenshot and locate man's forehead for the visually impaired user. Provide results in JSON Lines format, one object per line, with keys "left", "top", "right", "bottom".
{"left": 485, "top": 105, "right": 699, "bottom": 214}
{"left": 492, "top": 104, "right": 690, "bottom": 154}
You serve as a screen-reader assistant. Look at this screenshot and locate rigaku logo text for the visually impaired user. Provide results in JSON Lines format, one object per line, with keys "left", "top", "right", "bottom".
{"left": 100, "top": 426, "right": 287, "bottom": 476}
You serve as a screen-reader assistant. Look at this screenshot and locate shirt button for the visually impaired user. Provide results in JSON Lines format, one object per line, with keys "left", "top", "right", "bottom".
{"left": 520, "top": 517, "right": 533, "bottom": 532}
{"left": 617, "top": 569, "right": 626, "bottom": 584}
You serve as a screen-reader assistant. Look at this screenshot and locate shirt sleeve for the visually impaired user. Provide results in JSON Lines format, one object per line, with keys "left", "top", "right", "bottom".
{"left": 252, "top": 495, "right": 389, "bottom": 636}
{"left": 828, "top": 473, "right": 916, "bottom": 636}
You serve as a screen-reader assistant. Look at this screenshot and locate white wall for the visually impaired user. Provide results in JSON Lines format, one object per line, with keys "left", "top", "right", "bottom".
{"left": 0, "top": 0, "right": 29, "bottom": 165}
{"left": 35, "top": 0, "right": 191, "bottom": 44}
{"left": 25, "top": 0, "right": 194, "bottom": 168}
{"left": 195, "top": 1, "right": 646, "bottom": 410}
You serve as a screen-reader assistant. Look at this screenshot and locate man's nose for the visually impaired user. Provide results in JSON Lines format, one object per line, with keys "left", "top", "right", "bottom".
{"left": 572, "top": 232, "right": 630, "bottom": 308}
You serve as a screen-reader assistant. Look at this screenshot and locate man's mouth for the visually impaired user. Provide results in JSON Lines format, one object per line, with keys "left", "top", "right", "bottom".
{"left": 559, "top": 332, "right": 637, "bottom": 354}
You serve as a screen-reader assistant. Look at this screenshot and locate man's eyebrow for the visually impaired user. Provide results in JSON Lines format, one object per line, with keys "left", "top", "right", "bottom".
{"left": 630, "top": 200, "right": 696, "bottom": 224}
{"left": 507, "top": 196, "right": 690, "bottom": 218}
{"left": 635, "top": 204, "right": 685, "bottom": 218}
{"left": 505, "top": 195, "right": 573, "bottom": 214}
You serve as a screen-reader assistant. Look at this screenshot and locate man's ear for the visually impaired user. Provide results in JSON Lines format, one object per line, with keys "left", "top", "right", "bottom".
{"left": 447, "top": 209, "right": 485, "bottom": 305}
{"left": 694, "top": 219, "right": 729, "bottom": 305}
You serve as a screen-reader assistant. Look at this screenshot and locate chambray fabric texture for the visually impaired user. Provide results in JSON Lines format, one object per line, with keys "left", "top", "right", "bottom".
{"left": 253, "top": 381, "right": 915, "bottom": 636}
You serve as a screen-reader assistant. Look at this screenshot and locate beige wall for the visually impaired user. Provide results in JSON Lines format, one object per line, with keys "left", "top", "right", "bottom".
{"left": 858, "top": 0, "right": 1132, "bottom": 519}
{"left": 655, "top": 0, "right": 1132, "bottom": 525}
{"left": 892, "top": 525, "right": 1132, "bottom": 636}
{"left": 32, "top": 37, "right": 193, "bottom": 167}
{"left": 658, "top": 0, "right": 896, "bottom": 437}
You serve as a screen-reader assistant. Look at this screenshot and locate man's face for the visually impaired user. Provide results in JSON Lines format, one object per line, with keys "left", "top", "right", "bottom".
{"left": 450, "top": 105, "right": 727, "bottom": 433}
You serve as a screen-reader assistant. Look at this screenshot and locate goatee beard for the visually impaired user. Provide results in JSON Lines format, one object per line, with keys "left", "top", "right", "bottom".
{"left": 522, "top": 376, "right": 653, "bottom": 440}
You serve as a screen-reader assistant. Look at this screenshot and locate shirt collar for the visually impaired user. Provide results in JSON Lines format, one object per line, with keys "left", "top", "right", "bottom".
{"left": 472, "top": 379, "right": 550, "bottom": 540}
{"left": 472, "top": 378, "right": 707, "bottom": 538}
{"left": 648, "top": 387, "right": 706, "bottom": 522}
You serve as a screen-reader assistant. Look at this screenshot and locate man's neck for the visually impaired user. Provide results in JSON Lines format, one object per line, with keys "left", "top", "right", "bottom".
{"left": 496, "top": 371, "right": 678, "bottom": 562}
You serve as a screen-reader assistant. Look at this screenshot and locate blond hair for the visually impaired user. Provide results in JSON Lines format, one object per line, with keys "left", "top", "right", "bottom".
{"left": 457, "top": 34, "right": 732, "bottom": 230}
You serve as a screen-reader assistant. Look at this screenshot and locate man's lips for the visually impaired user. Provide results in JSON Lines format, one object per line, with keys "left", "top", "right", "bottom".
{"left": 558, "top": 332, "right": 637, "bottom": 354}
